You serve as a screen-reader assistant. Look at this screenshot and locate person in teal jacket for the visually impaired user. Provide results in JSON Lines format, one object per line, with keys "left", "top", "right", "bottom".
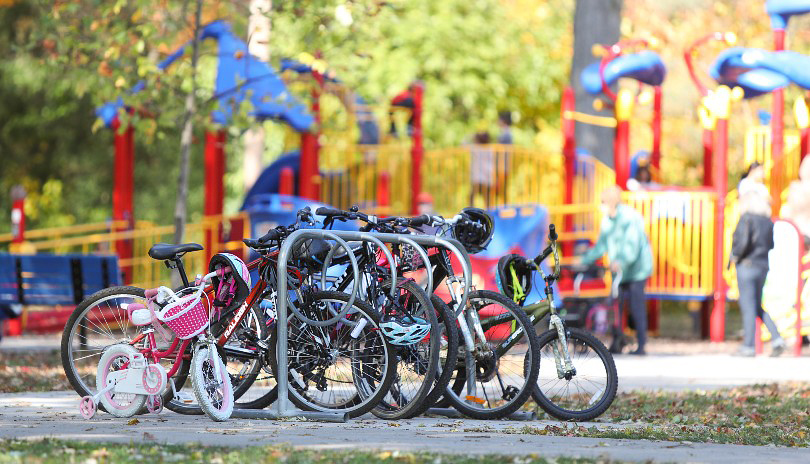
{"left": 579, "top": 186, "right": 653, "bottom": 355}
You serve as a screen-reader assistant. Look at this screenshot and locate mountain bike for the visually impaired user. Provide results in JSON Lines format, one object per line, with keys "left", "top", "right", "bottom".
{"left": 495, "top": 225, "right": 618, "bottom": 421}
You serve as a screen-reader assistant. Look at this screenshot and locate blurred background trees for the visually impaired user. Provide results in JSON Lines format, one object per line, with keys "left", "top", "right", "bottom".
{"left": 2, "top": 0, "right": 809, "bottom": 233}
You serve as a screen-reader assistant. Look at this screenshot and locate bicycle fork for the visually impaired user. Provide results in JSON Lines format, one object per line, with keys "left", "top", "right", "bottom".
{"left": 446, "top": 278, "right": 483, "bottom": 404}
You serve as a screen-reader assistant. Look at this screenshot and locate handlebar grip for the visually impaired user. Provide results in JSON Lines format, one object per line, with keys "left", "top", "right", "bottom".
{"left": 257, "top": 228, "right": 281, "bottom": 244}
{"left": 243, "top": 238, "right": 263, "bottom": 248}
{"left": 407, "top": 215, "right": 431, "bottom": 227}
{"left": 315, "top": 206, "right": 344, "bottom": 217}
{"left": 548, "top": 224, "right": 558, "bottom": 241}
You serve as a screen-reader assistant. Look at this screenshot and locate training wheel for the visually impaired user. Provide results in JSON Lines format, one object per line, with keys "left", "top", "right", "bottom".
{"left": 79, "top": 396, "right": 96, "bottom": 419}
{"left": 146, "top": 395, "right": 163, "bottom": 414}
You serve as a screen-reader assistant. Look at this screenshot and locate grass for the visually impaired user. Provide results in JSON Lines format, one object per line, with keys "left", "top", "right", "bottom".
{"left": 0, "top": 439, "right": 616, "bottom": 464}
{"left": 522, "top": 383, "right": 810, "bottom": 447}
{"left": 0, "top": 350, "right": 71, "bottom": 393}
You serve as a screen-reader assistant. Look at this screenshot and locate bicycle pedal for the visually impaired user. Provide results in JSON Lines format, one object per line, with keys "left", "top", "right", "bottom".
{"left": 465, "top": 395, "right": 486, "bottom": 405}
{"left": 174, "top": 392, "right": 195, "bottom": 404}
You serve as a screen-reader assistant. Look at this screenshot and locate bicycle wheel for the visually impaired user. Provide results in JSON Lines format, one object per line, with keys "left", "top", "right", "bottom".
{"left": 533, "top": 326, "right": 618, "bottom": 421}
{"left": 60, "top": 286, "right": 188, "bottom": 407}
{"left": 444, "top": 290, "right": 540, "bottom": 420}
{"left": 191, "top": 345, "right": 234, "bottom": 421}
{"left": 410, "top": 295, "right": 459, "bottom": 416}
{"left": 268, "top": 290, "right": 396, "bottom": 418}
{"left": 372, "top": 279, "right": 438, "bottom": 420}
{"left": 216, "top": 303, "right": 277, "bottom": 409}
{"left": 95, "top": 344, "right": 147, "bottom": 418}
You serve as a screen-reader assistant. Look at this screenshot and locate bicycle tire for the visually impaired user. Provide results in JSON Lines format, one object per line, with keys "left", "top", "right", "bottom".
{"left": 191, "top": 345, "right": 234, "bottom": 421}
{"left": 532, "top": 326, "right": 618, "bottom": 421}
{"left": 268, "top": 290, "right": 396, "bottom": 418}
{"left": 372, "top": 279, "right": 438, "bottom": 420}
{"left": 443, "top": 290, "right": 540, "bottom": 420}
{"left": 406, "top": 295, "right": 459, "bottom": 417}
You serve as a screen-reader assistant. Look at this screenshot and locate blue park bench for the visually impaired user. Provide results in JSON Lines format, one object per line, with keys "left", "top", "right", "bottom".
{"left": 0, "top": 253, "right": 121, "bottom": 333}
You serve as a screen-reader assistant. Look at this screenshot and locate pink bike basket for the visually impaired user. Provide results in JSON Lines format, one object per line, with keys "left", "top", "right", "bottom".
{"left": 159, "top": 293, "right": 209, "bottom": 339}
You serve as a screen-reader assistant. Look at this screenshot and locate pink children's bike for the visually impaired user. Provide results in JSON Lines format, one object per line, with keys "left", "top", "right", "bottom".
{"left": 79, "top": 252, "right": 251, "bottom": 422}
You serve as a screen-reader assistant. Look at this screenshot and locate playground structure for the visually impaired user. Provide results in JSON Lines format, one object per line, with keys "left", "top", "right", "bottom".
{"left": 2, "top": 3, "right": 810, "bottom": 350}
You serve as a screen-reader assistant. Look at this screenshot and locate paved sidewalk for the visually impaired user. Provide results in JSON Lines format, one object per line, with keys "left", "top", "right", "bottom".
{"left": 0, "top": 390, "right": 807, "bottom": 463}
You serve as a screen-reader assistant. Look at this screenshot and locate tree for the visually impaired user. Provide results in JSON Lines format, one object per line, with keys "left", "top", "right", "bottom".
{"left": 570, "top": 0, "right": 623, "bottom": 167}
{"left": 173, "top": 0, "right": 205, "bottom": 246}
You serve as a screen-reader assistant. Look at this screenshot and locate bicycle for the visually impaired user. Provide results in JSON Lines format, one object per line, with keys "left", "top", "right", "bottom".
{"left": 495, "top": 225, "right": 618, "bottom": 421}
{"left": 313, "top": 206, "right": 459, "bottom": 419}
{"left": 78, "top": 255, "right": 247, "bottom": 421}
{"left": 320, "top": 206, "right": 541, "bottom": 419}
{"left": 63, "top": 211, "right": 397, "bottom": 417}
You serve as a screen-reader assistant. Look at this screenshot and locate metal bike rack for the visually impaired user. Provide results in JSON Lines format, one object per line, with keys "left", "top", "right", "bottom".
{"left": 228, "top": 228, "right": 475, "bottom": 422}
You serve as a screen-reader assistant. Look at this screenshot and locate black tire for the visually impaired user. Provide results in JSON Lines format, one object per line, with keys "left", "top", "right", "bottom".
{"left": 372, "top": 279, "right": 438, "bottom": 420}
{"left": 532, "top": 326, "right": 618, "bottom": 421}
{"left": 268, "top": 290, "right": 397, "bottom": 418}
{"left": 444, "top": 290, "right": 540, "bottom": 420}
{"left": 408, "top": 295, "right": 459, "bottom": 416}
{"left": 60, "top": 286, "right": 189, "bottom": 409}
{"left": 218, "top": 303, "right": 278, "bottom": 409}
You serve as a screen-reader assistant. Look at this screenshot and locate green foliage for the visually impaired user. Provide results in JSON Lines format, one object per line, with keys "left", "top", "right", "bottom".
{"left": 269, "top": 0, "right": 572, "bottom": 148}
{"left": 1, "top": 0, "right": 573, "bottom": 233}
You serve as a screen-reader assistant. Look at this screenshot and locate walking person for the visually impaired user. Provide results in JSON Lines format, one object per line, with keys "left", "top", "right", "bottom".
{"left": 732, "top": 163, "right": 786, "bottom": 357}
{"left": 579, "top": 186, "right": 653, "bottom": 355}
{"left": 470, "top": 131, "right": 493, "bottom": 206}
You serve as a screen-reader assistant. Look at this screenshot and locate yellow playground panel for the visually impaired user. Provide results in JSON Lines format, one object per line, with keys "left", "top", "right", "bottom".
{"left": 320, "top": 142, "right": 412, "bottom": 215}
{"left": 422, "top": 145, "right": 565, "bottom": 216}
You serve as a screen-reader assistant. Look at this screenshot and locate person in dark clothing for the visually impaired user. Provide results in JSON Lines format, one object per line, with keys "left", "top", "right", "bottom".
{"left": 731, "top": 189, "right": 786, "bottom": 357}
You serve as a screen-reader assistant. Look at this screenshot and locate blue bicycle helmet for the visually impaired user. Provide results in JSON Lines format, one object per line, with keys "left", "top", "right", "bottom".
{"left": 380, "top": 315, "right": 431, "bottom": 346}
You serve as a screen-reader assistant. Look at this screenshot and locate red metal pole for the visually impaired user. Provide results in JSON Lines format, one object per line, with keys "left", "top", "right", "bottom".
{"left": 771, "top": 29, "right": 785, "bottom": 199}
{"left": 801, "top": 127, "right": 809, "bottom": 162}
{"left": 112, "top": 114, "right": 134, "bottom": 284}
{"left": 703, "top": 128, "right": 714, "bottom": 187}
{"left": 409, "top": 82, "right": 424, "bottom": 215}
{"left": 562, "top": 87, "right": 576, "bottom": 256}
{"left": 10, "top": 186, "right": 25, "bottom": 244}
{"left": 299, "top": 66, "right": 324, "bottom": 201}
{"left": 203, "top": 130, "right": 225, "bottom": 216}
{"left": 711, "top": 116, "right": 729, "bottom": 342}
{"left": 614, "top": 121, "right": 630, "bottom": 189}
{"left": 651, "top": 86, "right": 662, "bottom": 170}
{"left": 279, "top": 167, "right": 295, "bottom": 196}
{"left": 377, "top": 171, "right": 391, "bottom": 216}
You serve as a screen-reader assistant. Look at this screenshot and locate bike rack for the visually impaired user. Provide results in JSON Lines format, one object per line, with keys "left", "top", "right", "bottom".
{"left": 210, "top": 229, "right": 474, "bottom": 422}
{"left": 271, "top": 229, "right": 472, "bottom": 422}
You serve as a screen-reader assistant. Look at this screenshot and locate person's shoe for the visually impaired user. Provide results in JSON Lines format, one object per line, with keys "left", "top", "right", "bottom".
{"left": 629, "top": 348, "right": 646, "bottom": 356}
{"left": 734, "top": 346, "right": 755, "bottom": 357}
{"left": 771, "top": 339, "right": 786, "bottom": 357}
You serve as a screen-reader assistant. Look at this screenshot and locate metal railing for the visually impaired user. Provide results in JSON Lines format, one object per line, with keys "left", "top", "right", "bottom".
{"left": 423, "top": 144, "right": 564, "bottom": 215}
{"left": 1, "top": 213, "right": 249, "bottom": 290}
{"left": 623, "top": 191, "right": 717, "bottom": 299}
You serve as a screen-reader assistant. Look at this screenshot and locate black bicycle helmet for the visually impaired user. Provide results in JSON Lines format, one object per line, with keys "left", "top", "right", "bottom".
{"left": 209, "top": 252, "right": 251, "bottom": 314}
{"left": 291, "top": 238, "right": 332, "bottom": 271}
{"left": 495, "top": 254, "right": 532, "bottom": 306}
{"left": 454, "top": 207, "right": 494, "bottom": 254}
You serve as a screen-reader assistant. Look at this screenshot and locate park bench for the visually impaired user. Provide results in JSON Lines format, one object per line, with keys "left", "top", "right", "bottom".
{"left": 0, "top": 253, "right": 120, "bottom": 334}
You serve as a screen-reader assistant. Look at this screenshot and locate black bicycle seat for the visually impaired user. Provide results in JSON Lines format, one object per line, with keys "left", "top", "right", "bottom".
{"left": 148, "top": 243, "right": 204, "bottom": 260}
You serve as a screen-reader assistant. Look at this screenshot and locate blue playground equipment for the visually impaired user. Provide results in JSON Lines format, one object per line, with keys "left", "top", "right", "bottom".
{"left": 710, "top": 48, "right": 810, "bottom": 98}
{"left": 97, "top": 20, "right": 313, "bottom": 131}
{"left": 580, "top": 50, "right": 667, "bottom": 96}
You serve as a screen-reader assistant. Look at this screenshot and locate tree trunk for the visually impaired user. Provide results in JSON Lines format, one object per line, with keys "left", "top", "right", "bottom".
{"left": 173, "top": 0, "right": 204, "bottom": 248}
{"left": 243, "top": 0, "right": 272, "bottom": 191}
{"left": 571, "top": 0, "right": 623, "bottom": 168}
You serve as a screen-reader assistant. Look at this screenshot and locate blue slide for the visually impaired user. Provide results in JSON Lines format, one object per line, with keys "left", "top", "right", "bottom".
{"left": 711, "top": 47, "right": 810, "bottom": 98}
{"left": 581, "top": 50, "right": 667, "bottom": 95}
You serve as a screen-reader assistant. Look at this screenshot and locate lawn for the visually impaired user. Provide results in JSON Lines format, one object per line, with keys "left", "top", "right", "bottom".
{"left": 521, "top": 383, "right": 810, "bottom": 447}
{"left": 0, "top": 439, "right": 611, "bottom": 464}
